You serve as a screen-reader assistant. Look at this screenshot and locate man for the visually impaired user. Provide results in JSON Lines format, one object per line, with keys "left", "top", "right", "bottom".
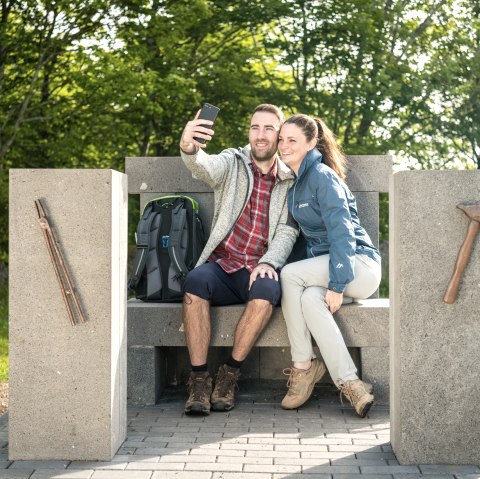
{"left": 179, "top": 104, "right": 298, "bottom": 414}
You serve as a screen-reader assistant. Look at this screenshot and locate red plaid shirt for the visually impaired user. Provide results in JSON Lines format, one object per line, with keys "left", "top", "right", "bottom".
{"left": 209, "top": 160, "right": 277, "bottom": 273}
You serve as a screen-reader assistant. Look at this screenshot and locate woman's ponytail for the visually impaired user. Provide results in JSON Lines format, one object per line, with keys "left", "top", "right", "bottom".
{"left": 313, "top": 118, "right": 347, "bottom": 180}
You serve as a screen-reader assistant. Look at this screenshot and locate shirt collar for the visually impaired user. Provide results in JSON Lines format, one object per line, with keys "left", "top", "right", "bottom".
{"left": 249, "top": 156, "right": 278, "bottom": 179}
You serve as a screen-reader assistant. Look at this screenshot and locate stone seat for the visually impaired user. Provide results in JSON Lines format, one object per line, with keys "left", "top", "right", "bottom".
{"left": 128, "top": 299, "right": 389, "bottom": 348}
{"left": 125, "top": 155, "right": 392, "bottom": 406}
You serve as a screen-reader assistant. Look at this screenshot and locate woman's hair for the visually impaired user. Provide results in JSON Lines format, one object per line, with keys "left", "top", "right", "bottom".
{"left": 283, "top": 114, "right": 347, "bottom": 180}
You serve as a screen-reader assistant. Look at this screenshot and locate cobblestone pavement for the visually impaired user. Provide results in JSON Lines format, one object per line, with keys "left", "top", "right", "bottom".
{"left": 0, "top": 384, "right": 478, "bottom": 479}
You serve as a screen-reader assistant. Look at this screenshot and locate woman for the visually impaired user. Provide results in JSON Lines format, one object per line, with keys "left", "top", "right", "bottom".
{"left": 278, "top": 114, "right": 381, "bottom": 418}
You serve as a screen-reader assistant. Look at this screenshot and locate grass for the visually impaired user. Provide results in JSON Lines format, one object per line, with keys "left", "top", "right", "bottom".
{"left": 0, "top": 282, "right": 8, "bottom": 382}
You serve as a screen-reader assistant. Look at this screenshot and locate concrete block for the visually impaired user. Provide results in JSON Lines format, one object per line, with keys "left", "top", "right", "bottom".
{"left": 361, "top": 347, "right": 389, "bottom": 405}
{"left": 9, "top": 169, "right": 128, "bottom": 460}
{"left": 345, "top": 155, "right": 392, "bottom": 193}
{"left": 390, "top": 170, "right": 480, "bottom": 465}
{"left": 355, "top": 192, "right": 379, "bottom": 248}
{"left": 127, "top": 346, "right": 163, "bottom": 406}
{"left": 127, "top": 155, "right": 392, "bottom": 194}
{"left": 126, "top": 157, "right": 211, "bottom": 194}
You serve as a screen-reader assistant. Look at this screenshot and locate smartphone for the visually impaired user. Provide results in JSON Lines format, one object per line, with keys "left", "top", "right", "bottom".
{"left": 194, "top": 103, "right": 220, "bottom": 144}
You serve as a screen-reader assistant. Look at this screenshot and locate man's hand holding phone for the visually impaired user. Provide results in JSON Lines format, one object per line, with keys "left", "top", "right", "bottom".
{"left": 180, "top": 103, "right": 220, "bottom": 153}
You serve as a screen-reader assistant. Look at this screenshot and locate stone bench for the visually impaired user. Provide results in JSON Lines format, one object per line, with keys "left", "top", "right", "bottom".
{"left": 126, "top": 155, "right": 392, "bottom": 405}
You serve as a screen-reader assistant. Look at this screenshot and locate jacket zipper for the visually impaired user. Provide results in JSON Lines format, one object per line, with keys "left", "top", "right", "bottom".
{"left": 229, "top": 154, "right": 252, "bottom": 230}
{"left": 291, "top": 179, "right": 309, "bottom": 239}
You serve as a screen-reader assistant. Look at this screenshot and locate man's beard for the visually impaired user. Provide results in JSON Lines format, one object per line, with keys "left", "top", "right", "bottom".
{"left": 250, "top": 143, "right": 277, "bottom": 163}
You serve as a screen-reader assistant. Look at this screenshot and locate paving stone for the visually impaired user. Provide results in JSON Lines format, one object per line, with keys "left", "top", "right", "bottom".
{"left": 184, "top": 463, "right": 242, "bottom": 472}
{"left": 243, "top": 464, "right": 301, "bottom": 473}
{"left": 90, "top": 472, "right": 152, "bottom": 479}
{"left": 360, "top": 465, "right": 421, "bottom": 474}
{"left": 217, "top": 457, "right": 272, "bottom": 465}
{"left": 332, "top": 475, "right": 393, "bottom": 479}
{"left": 69, "top": 462, "right": 127, "bottom": 470}
{"left": 419, "top": 465, "right": 480, "bottom": 475}
{"left": 9, "top": 462, "right": 70, "bottom": 470}
{"left": 393, "top": 476, "right": 456, "bottom": 479}
{"left": 158, "top": 455, "right": 214, "bottom": 464}
{"left": 212, "top": 473, "right": 272, "bottom": 479}
{"left": 125, "top": 462, "right": 184, "bottom": 471}
{"left": 112, "top": 456, "right": 159, "bottom": 463}
{"left": 274, "top": 475, "right": 332, "bottom": 479}
{"left": 30, "top": 470, "right": 94, "bottom": 478}
{"left": 152, "top": 473, "right": 211, "bottom": 479}
{"left": 0, "top": 471, "right": 35, "bottom": 479}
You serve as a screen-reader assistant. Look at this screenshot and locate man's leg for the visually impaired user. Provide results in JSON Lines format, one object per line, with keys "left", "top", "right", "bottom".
{"left": 182, "top": 263, "right": 244, "bottom": 415}
{"left": 183, "top": 292, "right": 210, "bottom": 366}
{"left": 231, "top": 299, "right": 272, "bottom": 361}
{"left": 211, "top": 273, "right": 280, "bottom": 411}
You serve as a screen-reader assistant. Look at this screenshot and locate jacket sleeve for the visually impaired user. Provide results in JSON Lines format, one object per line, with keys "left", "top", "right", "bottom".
{"left": 180, "top": 148, "right": 236, "bottom": 188}
{"left": 258, "top": 208, "right": 299, "bottom": 270}
{"left": 317, "top": 171, "right": 356, "bottom": 293}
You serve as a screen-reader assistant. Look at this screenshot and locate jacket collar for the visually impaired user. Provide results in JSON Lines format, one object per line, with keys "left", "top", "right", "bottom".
{"left": 297, "top": 148, "right": 323, "bottom": 179}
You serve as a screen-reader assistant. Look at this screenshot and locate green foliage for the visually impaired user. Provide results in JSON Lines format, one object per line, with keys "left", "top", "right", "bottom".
{"left": 1, "top": 0, "right": 478, "bottom": 276}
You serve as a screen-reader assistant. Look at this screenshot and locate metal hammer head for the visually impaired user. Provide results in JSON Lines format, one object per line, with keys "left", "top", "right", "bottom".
{"left": 457, "top": 204, "right": 480, "bottom": 223}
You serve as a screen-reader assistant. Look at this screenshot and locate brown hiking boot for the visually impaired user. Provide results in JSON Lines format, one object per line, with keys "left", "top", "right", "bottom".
{"left": 281, "top": 358, "right": 327, "bottom": 409}
{"left": 210, "top": 364, "right": 240, "bottom": 411}
{"left": 184, "top": 371, "right": 212, "bottom": 415}
{"left": 339, "top": 379, "right": 374, "bottom": 418}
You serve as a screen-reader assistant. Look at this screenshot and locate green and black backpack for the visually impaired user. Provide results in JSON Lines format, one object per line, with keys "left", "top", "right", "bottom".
{"left": 128, "top": 195, "right": 206, "bottom": 302}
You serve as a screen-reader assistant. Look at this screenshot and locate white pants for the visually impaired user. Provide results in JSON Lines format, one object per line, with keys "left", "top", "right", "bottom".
{"left": 280, "top": 254, "right": 381, "bottom": 387}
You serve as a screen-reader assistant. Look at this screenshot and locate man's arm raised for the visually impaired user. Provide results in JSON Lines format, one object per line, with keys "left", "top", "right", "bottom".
{"left": 180, "top": 110, "right": 214, "bottom": 153}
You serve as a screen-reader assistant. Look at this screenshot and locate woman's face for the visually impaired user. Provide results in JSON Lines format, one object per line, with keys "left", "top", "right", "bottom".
{"left": 278, "top": 123, "right": 317, "bottom": 173}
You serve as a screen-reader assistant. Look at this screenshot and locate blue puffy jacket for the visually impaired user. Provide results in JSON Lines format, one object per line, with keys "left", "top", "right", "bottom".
{"left": 288, "top": 148, "right": 380, "bottom": 293}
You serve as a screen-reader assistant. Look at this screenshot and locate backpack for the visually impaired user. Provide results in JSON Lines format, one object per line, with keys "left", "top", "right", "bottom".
{"left": 128, "top": 195, "right": 206, "bottom": 302}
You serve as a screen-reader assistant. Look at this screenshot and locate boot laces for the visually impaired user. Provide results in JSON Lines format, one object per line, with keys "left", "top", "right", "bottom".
{"left": 216, "top": 368, "right": 239, "bottom": 397}
{"left": 283, "top": 368, "right": 300, "bottom": 396}
{"left": 188, "top": 376, "right": 208, "bottom": 402}
{"left": 339, "top": 381, "right": 363, "bottom": 407}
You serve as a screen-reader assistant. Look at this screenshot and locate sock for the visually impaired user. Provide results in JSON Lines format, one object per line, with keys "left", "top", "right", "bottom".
{"left": 191, "top": 363, "right": 208, "bottom": 372}
{"left": 226, "top": 356, "right": 244, "bottom": 369}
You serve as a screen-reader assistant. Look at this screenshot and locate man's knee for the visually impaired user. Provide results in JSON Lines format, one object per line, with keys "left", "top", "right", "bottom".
{"left": 183, "top": 264, "right": 214, "bottom": 300}
{"left": 249, "top": 276, "right": 281, "bottom": 306}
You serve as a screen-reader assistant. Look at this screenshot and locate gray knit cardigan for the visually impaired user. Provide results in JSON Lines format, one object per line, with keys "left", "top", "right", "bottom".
{"left": 181, "top": 145, "right": 298, "bottom": 270}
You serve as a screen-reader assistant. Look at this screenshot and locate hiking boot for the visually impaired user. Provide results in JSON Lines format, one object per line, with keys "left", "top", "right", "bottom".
{"left": 281, "top": 358, "right": 327, "bottom": 409}
{"left": 339, "top": 379, "right": 374, "bottom": 418}
{"left": 210, "top": 364, "right": 241, "bottom": 411}
{"left": 184, "top": 371, "right": 212, "bottom": 415}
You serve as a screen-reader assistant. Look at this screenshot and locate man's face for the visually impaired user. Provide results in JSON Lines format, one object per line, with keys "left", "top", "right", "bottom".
{"left": 248, "top": 111, "right": 281, "bottom": 163}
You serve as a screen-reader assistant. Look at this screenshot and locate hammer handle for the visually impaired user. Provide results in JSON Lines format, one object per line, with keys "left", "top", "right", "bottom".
{"left": 443, "top": 220, "right": 480, "bottom": 304}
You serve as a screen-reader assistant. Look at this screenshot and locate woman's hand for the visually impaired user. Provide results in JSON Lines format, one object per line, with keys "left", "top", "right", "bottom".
{"left": 325, "top": 289, "right": 343, "bottom": 314}
{"left": 249, "top": 264, "right": 278, "bottom": 289}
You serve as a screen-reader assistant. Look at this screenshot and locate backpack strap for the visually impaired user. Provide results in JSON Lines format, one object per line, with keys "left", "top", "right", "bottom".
{"left": 127, "top": 204, "right": 157, "bottom": 292}
{"left": 168, "top": 201, "right": 189, "bottom": 279}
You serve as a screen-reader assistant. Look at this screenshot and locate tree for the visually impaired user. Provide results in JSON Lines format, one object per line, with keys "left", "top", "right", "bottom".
{"left": 255, "top": 0, "right": 478, "bottom": 168}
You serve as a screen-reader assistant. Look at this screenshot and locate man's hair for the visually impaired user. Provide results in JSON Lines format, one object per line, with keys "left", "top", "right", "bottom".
{"left": 252, "top": 104, "right": 284, "bottom": 124}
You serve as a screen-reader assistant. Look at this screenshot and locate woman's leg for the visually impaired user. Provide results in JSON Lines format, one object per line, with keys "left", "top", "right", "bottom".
{"left": 280, "top": 258, "right": 323, "bottom": 363}
{"left": 343, "top": 254, "right": 381, "bottom": 299}
{"left": 282, "top": 254, "right": 381, "bottom": 385}
{"left": 301, "top": 286, "right": 357, "bottom": 386}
